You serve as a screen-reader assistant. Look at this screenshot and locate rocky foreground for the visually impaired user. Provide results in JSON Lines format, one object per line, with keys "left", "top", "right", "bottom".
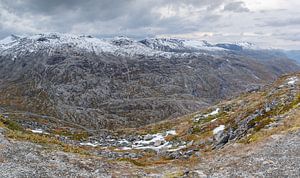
{"left": 0, "top": 126, "right": 299, "bottom": 177}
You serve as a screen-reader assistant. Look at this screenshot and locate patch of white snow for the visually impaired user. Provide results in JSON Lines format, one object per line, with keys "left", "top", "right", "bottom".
{"left": 213, "top": 125, "right": 225, "bottom": 135}
{"left": 129, "top": 130, "right": 177, "bottom": 151}
{"left": 166, "top": 130, "right": 177, "bottom": 136}
{"left": 204, "top": 108, "right": 220, "bottom": 118}
{"left": 119, "top": 147, "right": 132, "bottom": 150}
{"left": 167, "top": 145, "right": 186, "bottom": 152}
{"left": 210, "top": 118, "right": 218, "bottom": 122}
{"left": 182, "top": 40, "right": 225, "bottom": 51}
{"left": 287, "top": 77, "right": 298, "bottom": 85}
{"left": 30, "top": 129, "right": 44, "bottom": 134}
{"left": 79, "top": 142, "right": 99, "bottom": 147}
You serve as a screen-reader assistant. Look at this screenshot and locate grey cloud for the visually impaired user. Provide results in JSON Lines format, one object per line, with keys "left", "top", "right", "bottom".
{"left": 0, "top": 0, "right": 226, "bottom": 38}
{"left": 273, "top": 32, "right": 300, "bottom": 42}
{"left": 1, "top": 0, "right": 134, "bottom": 22}
{"left": 259, "top": 9, "right": 287, "bottom": 14}
{"left": 262, "top": 18, "right": 300, "bottom": 27}
{"left": 223, "top": 1, "right": 250, "bottom": 13}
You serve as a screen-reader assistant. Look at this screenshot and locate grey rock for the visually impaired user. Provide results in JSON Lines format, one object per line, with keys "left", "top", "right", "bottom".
{"left": 144, "top": 135, "right": 153, "bottom": 141}
{"left": 187, "top": 141, "right": 194, "bottom": 147}
{"left": 185, "top": 150, "right": 194, "bottom": 156}
{"left": 185, "top": 170, "right": 207, "bottom": 178}
{"left": 168, "top": 151, "right": 183, "bottom": 159}
{"left": 195, "top": 152, "right": 202, "bottom": 157}
{"left": 154, "top": 140, "right": 162, "bottom": 147}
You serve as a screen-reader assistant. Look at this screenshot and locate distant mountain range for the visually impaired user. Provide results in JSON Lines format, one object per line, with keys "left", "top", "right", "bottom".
{"left": 1, "top": 33, "right": 296, "bottom": 60}
{"left": 0, "top": 33, "right": 277, "bottom": 57}
{"left": 284, "top": 50, "right": 300, "bottom": 64}
{"left": 0, "top": 33, "right": 299, "bottom": 129}
{"left": 1, "top": 32, "right": 295, "bottom": 63}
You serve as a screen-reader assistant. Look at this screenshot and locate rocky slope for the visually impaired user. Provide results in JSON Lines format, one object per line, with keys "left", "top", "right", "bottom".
{"left": 0, "top": 33, "right": 299, "bottom": 129}
{"left": 0, "top": 72, "right": 299, "bottom": 177}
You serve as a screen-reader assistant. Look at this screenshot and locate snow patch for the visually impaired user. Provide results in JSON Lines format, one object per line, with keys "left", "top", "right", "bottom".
{"left": 204, "top": 108, "right": 220, "bottom": 118}
{"left": 166, "top": 130, "right": 177, "bottom": 135}
{"left": 0, "top": 36, "right": 16, "bottom": 45}
{"left": 119, "top": 147, "right": 132, "bottom": 150}
{"left": 235, "top": 42, "right": 259, "bottom": 50}
{"left": 167, "top": 145, "right": 186, "bottom": 152}
{"left": 79, "top": 142, "right": 99, "bottom": 147}
{"left": 118, "top": 139, "right": 130, "bottom": 144}
{"left": 194, "top": 108, "right": 220, "bottom": 122}
{"left": 30, "top": 129, "right": 48, "bottom": 134}
{"left": 128, "top": 130, "right": 177, "bottom": 151}
{"left": 213, "top": 125, "right": 225, "bottom": 135}
{"left": 210, "top": 118, "right": 218, "bottom": 122}
{"left": 182, "top": 40, "right": 225, "bottom": 51}
{"left": 132, "top": 142, "right": 173, "bottom": 152}
{"left": 287, "top": 77, "right": 298, "bottom": 85}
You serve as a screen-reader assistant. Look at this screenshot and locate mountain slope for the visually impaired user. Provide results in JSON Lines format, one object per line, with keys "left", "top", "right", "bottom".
{"left": 0, "top": 72, "right": 299, "bottom": 177}
{"left": 284, "top": 50, "right": 300, "bottom": 64}
{"left": 0, "top": 33, "right": 299, "bottom": 129}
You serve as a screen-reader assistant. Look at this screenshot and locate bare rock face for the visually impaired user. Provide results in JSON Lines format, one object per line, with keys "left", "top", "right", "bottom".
{"left": 0, "top": 33, "right": 299, "bottom": 130}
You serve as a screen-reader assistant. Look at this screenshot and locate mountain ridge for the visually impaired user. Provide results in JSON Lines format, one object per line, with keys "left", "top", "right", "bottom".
{"left": 0, "top": 33, "right": 275, "bottom": 57}
{"left": 0, "top": 33, "right": 299, "bottom": 129}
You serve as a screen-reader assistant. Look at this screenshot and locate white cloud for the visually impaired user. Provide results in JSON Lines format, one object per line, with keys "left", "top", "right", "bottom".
{"left": 243, "top": 0, "right": 284, "bottom": 11}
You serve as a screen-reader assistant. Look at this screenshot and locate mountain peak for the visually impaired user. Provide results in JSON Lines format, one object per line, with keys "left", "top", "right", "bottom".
{"left": 111, "top": 36, "right": 135, "bottom": 46}
{"left": 235, "top": 41, "right": 257, "bottom": 49}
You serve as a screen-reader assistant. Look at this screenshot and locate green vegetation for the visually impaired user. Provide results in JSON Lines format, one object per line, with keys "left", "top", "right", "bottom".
{"left": 0, "top": 116, "right": 90, "bottom": 155}
{"left": 0, "top": 121, "right": 4, "bottom": 128}
{"left": 163, "top": 171, "right": 185, "bottom": 178}
{"left": 6, "top": 130, "right": 90, "bottom": 155}
{"left": 52, "top": 128, "right": 89, "bottom": 141}
{"left": 249, "top": 94, "right": 300, "bottom": 133}
{"left": 0, "top": 118, "right": 24, "bottom": 131}
{"left": 117, "top": 158, "right": 146, "bottom": 167}
{"left": 193, "top": 110, "right": 229, "bottom": 125}
{"left": 7, "top": 130, "right": 61, "bottom": 145}
{"left": 240, "top": 94, "right": 300, "bottom": 144}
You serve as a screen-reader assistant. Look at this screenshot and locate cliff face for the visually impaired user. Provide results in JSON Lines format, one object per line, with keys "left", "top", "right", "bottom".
{"left": 0, "top": 33, "right": 299, "bottom": 129}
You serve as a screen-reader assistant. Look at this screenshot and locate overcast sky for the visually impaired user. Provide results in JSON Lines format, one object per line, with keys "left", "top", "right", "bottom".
{"left": 0, "top": 0, "right": 299, "bottom": 49}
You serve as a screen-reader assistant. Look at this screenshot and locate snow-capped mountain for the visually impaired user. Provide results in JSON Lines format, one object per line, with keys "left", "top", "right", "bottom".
{"left": 215, "top": 42, "right": 260, "bottom": 51}
{"left": 0, "top": 33, "right": 118, "bottom": 57}
{"left": 0, "top": 33, "right": 269, "bottom": 59}
{"left": 139, "top": 38, "right": 225, "bottom": 52}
